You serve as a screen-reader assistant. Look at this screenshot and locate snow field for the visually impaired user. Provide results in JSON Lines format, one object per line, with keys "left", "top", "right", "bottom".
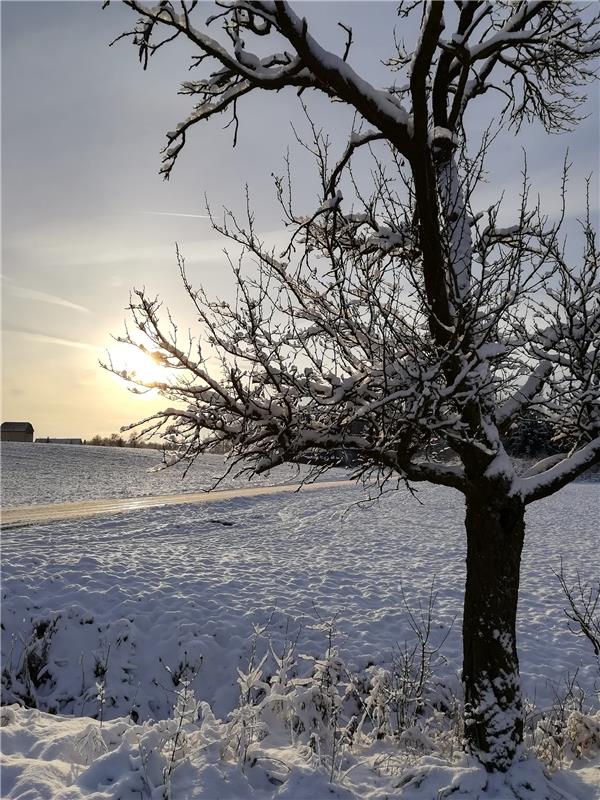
{"left": 0, "top": 443, "right": 333, "bottom": 507}
{"left": 1, "top": 477, "right": 600, "bottom": 797}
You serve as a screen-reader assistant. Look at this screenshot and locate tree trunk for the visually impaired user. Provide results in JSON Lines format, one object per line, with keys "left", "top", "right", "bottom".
{"left": 462, "top": 485, "right": 526, "bottom": 771}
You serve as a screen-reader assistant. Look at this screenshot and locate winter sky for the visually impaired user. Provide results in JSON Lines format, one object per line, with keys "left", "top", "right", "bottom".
{"left": 1, "top": 1, "right": 598, "bottom": 438}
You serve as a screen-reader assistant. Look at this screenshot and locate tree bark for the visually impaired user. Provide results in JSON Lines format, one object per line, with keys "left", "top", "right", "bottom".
{"left": 462, "top": 484, "right": 525, "bottom": 771}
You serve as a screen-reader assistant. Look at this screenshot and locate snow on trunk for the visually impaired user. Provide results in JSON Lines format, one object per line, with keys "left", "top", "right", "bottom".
{"left": 437, "top": 155, "right": 472, "bottom": 302}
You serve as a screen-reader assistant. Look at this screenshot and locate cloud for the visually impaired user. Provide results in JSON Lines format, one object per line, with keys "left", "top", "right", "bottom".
{"left": 3, "top": 327, "right": 101, "bottom": 352}
{"left": 141, "top": 211, "right": 211, "bottom": 220}
{"left": 7, "top": 283, "right": 92, "bottom": 314}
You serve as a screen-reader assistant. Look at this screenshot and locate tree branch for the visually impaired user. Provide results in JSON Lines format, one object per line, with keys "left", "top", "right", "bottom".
{"left": 521, "top": 436, "right": 600, "bottom": 504}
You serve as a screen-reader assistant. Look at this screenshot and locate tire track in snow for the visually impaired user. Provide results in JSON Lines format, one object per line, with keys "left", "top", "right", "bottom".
{"left": 0, "top": 479, "right": 353, "bottom": 528}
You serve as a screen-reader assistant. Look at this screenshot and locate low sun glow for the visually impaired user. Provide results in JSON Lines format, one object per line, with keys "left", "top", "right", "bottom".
{"left": 128, "top": 348, "right": 169, "bottom": 384}
{"left": 109, "top": 343, "right": 172, "bottom": 390}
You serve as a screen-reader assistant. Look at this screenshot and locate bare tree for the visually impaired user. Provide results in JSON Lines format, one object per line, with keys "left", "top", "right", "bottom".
{"left": 107, "top": 1, "right": 600, "bottom": 772}
{"left": 557, "top": 563, "right": 600, "bottom": 663}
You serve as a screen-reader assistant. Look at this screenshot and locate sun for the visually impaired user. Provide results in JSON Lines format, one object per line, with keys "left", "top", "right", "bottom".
{"left": 126, "top": 348, "right": 170, "bottom": 384}
{"left": 109, "top": 342, "right": 172, "bottom": 388}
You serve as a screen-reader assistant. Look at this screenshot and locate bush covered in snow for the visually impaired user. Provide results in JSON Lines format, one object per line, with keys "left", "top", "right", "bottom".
{"left": 3, "top": 638, "right": 600, "bottom": 800}
{"left": 3, "top": 597, "right": 600, "bottom": 799}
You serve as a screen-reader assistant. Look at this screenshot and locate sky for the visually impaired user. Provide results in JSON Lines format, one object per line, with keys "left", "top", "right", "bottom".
{"left": 1, "top": 1, "right": 598, "bottom": 439}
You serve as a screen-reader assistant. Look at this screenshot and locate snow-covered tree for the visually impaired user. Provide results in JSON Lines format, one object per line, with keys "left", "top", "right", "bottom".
{"left": 109, "top": 1, "right": 600, "bottom": 771}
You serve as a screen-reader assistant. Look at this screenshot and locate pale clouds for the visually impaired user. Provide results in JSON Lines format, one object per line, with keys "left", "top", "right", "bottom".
{"left": 141, "top": 211, "right": 211, "bottom": 220}
{"left": 3, "top": 328, "right": 101, "bottom": 352}
{"left": 6, "top": 282, "right": 92, "bottom": 314}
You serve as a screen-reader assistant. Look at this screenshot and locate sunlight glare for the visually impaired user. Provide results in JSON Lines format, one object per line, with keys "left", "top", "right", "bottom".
{"left": 109, "top": 342, "right": 173, "bottom": 391}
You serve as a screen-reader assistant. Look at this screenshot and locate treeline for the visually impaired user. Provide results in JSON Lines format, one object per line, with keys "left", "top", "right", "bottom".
{"left": 84, "top": 434, "right": 230, "bottom": 453}
{"left": 84, "top": 433, "right": 165, "bottom": 450}
{"left": 504, "top": 414, "right": 597, "bottom": 477}
{"left": 504, "top": 412, "right": 567, "bottom": 458}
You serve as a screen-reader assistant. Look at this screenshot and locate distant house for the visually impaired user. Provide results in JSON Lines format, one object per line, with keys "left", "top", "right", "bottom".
{"left": 1, "top": 421, "right": 34, "bottom": 442}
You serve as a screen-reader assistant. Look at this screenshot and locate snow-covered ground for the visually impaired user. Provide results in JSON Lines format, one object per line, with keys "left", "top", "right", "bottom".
{"left": 1, "top": 447, "right": 599, "bottom": 798}
{"left": 0, "top": 443, "right": 336, "bottom": 507}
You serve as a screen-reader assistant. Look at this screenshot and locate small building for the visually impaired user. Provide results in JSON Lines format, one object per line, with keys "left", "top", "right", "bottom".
{"left": 1, "top": 421, "right": 34, "bottom": 442}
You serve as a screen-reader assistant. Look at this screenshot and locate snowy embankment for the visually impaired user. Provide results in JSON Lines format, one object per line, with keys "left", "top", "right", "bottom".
{"left": 1, "top": 469, "right": 599, "bottom": 798}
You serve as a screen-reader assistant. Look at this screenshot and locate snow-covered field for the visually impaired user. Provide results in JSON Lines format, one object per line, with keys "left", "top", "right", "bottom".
{"left": 0, "top": 443, "right": 336, "bottom": 507}
{"left": 1, "top": 446, "right": 599, "bottom": 798}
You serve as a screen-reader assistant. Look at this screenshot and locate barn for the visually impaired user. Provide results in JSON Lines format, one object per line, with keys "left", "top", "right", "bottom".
{"left": 1, "top": 421, "right": 34, "bottom": 442}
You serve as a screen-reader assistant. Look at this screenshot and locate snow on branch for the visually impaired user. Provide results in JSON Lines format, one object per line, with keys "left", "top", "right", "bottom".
{"left": 107, "top": 144, "right": 598, "bottom": 499}
{"left": 520, "top": 437, "right": 600, "bottom": 504}
{"left": 111, "top": 1, "right": 600, "bottom": 180}
{"left": 114, "top": 0, "right": 414, "bottom": 178}
{"left": 495, "top": 361, "right": 554, "bottom": 429}
{"left": 442, "top": 2, "right": 600, "bottom": 132}
{"left": 109, "top": 2, "right": 600, "bottom": 503}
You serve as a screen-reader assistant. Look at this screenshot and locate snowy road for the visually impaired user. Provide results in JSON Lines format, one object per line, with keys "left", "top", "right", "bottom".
{"left": 0, "top": 478, "right": 352, "bottom": 527}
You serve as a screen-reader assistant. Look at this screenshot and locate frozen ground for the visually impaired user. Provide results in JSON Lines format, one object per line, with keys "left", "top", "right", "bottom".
{"left": 1, "top": 469, "right": 599, "bottom": 798}
{"left": 0, "top": 442, "right": 337, "bottom": 507}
